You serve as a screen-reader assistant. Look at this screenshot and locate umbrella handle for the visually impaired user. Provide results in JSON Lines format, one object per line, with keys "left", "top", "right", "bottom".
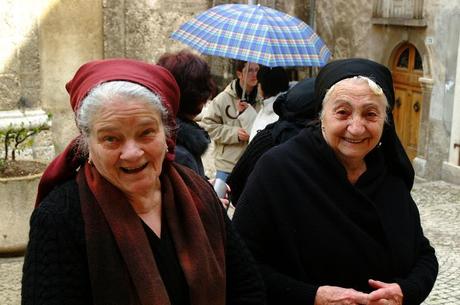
{"left": 225, "top": 105, "right": 239, "bottom": 119}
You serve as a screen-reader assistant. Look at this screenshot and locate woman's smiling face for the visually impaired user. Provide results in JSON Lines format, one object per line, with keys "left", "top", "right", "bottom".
{"left": 88, "top": 98, "right": 167, "bottom": 196}
{"left": 320, "top": 77, "right": 387, "bottom": 166}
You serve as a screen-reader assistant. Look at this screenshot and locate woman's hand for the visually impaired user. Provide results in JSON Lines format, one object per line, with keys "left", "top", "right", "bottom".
{"left": 237, "top": 128, "right": 250, "bottom": 142}
{"left": 367, "top": 280, "right": 403, "bottom": 305}
{"left": 237, "top": 100, "right": 249, "bottom": 113}
{"left": 314, "top": 285, "right": 369, "bottom": 305}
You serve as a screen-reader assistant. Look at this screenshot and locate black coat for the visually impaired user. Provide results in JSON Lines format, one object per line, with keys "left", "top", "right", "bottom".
{"left": 175, "top": 117, "right": 210, "bottom": 177}
{"left": 233, "top": 125, "right": 438, "bottom": 305}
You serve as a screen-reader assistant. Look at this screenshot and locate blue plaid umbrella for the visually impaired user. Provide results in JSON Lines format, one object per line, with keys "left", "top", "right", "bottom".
{"left": 171, "top": 4, "right": 331, "bottom": 67}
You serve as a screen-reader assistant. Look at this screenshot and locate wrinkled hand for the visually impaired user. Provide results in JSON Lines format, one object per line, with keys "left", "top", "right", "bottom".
{"left": 237, "top": 100, "right": 250, "bottom": 113}
{"left": 367, "top": 280, "right": 403, "bottom": 305}
{"left": 220, "top": 198, "right": 230, "bottom": 209}
{"left": 238, "top": 128, "right": 250, "bottom": 142}
{"left": 314, "top": 285, "right": 369, "bottom": 305}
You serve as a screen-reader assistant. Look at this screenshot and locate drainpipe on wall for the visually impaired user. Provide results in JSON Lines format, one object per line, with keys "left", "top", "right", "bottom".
{"left": 309, "top": 0, "right": 316, "bottom": 30}
{"left": 309, "top": 0, "right": 316, "bottom": 77}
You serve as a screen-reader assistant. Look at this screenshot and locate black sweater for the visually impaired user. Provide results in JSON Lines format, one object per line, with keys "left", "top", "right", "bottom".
{"left": 22, "top": 179, "right": 266, "bottom": 305}
{"left": 233, "top": 126, "right": 438, "bottom": 305}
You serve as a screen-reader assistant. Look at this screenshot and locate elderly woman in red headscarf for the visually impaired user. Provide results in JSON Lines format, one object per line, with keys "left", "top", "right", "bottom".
{"left": 22, "top": 59, "right": 266, "bottom": 305}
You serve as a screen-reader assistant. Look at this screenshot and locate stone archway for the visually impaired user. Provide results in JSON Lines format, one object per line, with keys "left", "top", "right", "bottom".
{"left": 391, "top": 43, "right": 423, "bottom": 160}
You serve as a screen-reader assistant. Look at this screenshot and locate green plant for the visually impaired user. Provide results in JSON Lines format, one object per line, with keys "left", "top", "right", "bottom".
{"left": 0, "top": 113, "right": 52, "bottom": 172}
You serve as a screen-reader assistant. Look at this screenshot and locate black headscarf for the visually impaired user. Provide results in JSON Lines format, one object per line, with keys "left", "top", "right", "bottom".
{"left": 271, "top": 77, "right": 317, "bottom": 143}
{"left": 314, "top": 58, "right": 414, "bottom": 189}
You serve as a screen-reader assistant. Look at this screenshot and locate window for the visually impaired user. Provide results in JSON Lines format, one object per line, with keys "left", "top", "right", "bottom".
{"left": 397, "top": 48, "right": 410, "bottom": 69}
{"left": 414, "top": 49, "right": 423, "bottom": 71}
{"left": 393, "top": 44, "right": 423, "bottom": 74}
{"left": 372, "top": 0, "right": 426, "bottom": 27}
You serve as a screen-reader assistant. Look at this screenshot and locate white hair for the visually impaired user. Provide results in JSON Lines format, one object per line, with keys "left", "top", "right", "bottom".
{"left": 75, "top": 81, "right": 170, "bottom": 156}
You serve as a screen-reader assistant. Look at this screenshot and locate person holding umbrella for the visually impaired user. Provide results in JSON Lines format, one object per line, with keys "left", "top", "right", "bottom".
{"left": 172, "top": 3, "right": 331, "bottom": 185}
{"left": 200, "top": 60, "right": 262, "bottom": 182}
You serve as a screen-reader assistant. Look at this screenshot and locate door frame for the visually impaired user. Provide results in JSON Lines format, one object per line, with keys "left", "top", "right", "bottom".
{"left": 389, "top": 42, "right": 425, "bottom": 160}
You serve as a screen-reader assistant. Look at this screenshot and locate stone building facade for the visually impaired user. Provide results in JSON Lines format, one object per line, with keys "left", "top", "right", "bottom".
{"left": 0, "top": 0, "right": 459, "bottom": 184}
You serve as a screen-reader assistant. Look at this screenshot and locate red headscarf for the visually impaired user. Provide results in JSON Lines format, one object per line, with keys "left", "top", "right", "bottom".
{"left": 35, "top": 58, "right": 180, "bottom": 206}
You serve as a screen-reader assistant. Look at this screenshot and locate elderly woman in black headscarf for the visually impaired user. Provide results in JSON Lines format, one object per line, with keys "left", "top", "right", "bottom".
{"left": 233, "top": 58, "right": 438, "bottom": 305}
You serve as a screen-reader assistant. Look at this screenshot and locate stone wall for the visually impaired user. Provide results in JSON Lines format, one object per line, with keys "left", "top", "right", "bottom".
{"left": 0, "top": 0, "right": 42, "bottom": 111}
{"left": 1, "top": 0, "right": 458, "bottom": 183}
{"left": 39, "top": 0, "right": 104, "bottom": 153}
{"left": 0, "top": 1, "right": 53, "bottom": 161}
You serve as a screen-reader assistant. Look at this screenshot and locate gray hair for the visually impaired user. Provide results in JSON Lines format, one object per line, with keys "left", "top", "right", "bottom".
{"left": 75, "top": 81, "right": 170, "bottom": 156}
{"left": 319, "top": 76, "right": 389, "bottom": 122}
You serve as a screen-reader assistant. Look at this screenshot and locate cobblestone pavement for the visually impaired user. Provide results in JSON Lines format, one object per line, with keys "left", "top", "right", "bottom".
{"left": 412, "top": 180, "right": 460, "bottom": 305}
{"left": 1, "top": 180, "right": 459, "bottom": 305}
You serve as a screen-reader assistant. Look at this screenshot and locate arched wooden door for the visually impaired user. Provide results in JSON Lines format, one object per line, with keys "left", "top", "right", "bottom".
{"left": 391, "top": 44, "right": 423, "bottom": 160}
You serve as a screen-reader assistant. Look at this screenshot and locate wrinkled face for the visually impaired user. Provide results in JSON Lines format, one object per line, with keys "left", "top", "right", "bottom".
{"left": 88, "top": 98, "right": 167, "bottom": 196}
{"left": 237, "top": 62, "right": 259, "bottom": 91}
{"left": 321, "top": 78, "right": 387, "bottom": 165}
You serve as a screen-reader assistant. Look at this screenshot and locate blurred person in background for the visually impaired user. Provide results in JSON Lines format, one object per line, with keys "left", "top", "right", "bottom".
{"left": 157, "top": 50, "right": 216, "bottom": 178}
{"left": 249, "top": 66, "right": 289, "bottom": 142}
{"left": 200, "top": 60, "right": 262, "bottom": 182}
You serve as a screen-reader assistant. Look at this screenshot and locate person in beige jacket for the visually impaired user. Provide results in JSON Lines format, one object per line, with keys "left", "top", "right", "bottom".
{"left": 201, "top": 61, "right": 261, "bottom": 182}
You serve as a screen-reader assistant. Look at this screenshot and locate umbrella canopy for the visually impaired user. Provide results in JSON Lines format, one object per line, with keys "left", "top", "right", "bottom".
{"left": 171, "top": 4, "right": 331, "bottom": 67}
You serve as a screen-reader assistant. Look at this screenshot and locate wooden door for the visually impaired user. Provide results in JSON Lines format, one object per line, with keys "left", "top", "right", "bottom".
{"left": 391, "top": 44, "right": 423, "bottom": 160}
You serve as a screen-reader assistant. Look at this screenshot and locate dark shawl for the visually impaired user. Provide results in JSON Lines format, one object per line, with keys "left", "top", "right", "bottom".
{"left": 233, "top": 125, "right": 438, "bottom": 305}
{"left": 78, "top": 161, "right": 226, "bottom": 305}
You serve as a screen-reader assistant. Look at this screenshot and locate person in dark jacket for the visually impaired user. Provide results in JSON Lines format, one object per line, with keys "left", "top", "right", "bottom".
{"left": 227, "top": 77, "right": 317, "bottom": 205}
{"left": 233, "top": 58, "right": 438, "bottom": 305}
{"left": 22, "top": 59, "right": 266, "bottom": 305}
{"left": 157, "top": 50, "right": 215, "bottom": 177}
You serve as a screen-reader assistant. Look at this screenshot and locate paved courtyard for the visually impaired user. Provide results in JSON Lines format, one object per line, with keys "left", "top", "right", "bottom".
{"left": 0, "top": 179, "right": 459, "bottom": 305}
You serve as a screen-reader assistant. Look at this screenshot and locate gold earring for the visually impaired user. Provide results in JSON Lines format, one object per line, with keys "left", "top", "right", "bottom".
{"left": 88, "top": 158, "right": 93, "bottom": 166}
